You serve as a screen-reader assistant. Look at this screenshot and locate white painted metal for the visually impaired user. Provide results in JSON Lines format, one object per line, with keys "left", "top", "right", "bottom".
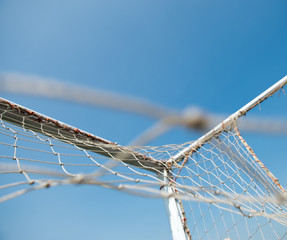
{"left": 168, "top": 75, "right": 287, "bottom": 164}
{"left": 163, "top": 170, "right": 189, "bottom": 240}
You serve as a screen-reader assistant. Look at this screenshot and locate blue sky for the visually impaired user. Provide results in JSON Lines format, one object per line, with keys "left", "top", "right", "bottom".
{"left": 0, "top": 1, "right": 287, "bottom": 239}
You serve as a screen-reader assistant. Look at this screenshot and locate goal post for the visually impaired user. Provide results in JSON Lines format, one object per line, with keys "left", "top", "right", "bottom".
{"left": 168, "top": 75, "right": 287, "bottom": 165}
{"left": 163, "top": 169, "right": 191, "bottom": 240}
{"left": 163, "top": 76, "right": 287, "bottom": 238}
{"left": 0, "top": 76, "right": 287, "bottom": 239}
{"left": 0, "top": 97, "right": 166, "bottom": 172}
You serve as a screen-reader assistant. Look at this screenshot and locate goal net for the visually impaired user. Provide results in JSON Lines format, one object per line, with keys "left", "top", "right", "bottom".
{"left": 0, "top": 77, "right": 287, "bottom": 239}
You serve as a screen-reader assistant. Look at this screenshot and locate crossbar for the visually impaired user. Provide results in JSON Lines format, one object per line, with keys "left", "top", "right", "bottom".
{"left": 168, "top": 75, "right": 287, "bottom": 164}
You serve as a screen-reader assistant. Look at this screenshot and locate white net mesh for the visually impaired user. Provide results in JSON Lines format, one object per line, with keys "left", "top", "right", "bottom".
{"left": 0, "top": 81, "right": 287, "bottom": 240}
{"left": 167, "top": 125, "right": 287, "bottom": 239}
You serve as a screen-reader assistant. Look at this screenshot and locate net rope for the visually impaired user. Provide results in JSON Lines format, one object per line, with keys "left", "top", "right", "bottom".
{"left": 1, "top": 85, "right": 287, "bottom": 240}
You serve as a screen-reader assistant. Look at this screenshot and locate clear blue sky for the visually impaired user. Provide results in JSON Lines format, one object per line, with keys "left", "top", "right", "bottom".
{"left": 0, "top": 1, "right": 287, "bottom": 239}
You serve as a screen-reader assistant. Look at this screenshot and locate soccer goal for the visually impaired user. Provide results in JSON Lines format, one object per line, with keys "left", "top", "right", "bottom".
{"left": 0, "top": 76, "right": 287, "bottom": 239}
